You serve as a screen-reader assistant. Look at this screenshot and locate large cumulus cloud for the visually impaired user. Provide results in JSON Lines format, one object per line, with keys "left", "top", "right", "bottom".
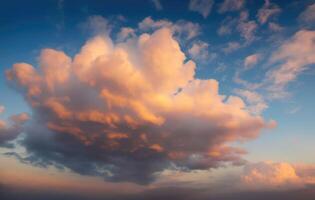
{"left": 6, "top": 26, "right": 275, "bottom": 184}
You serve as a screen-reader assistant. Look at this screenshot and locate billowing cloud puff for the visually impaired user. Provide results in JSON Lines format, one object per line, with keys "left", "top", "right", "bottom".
{"left": 0, "top": 106, "right": 29, "bottom": 145}
{"left": 242, "top": 161, "right": 315, "bottom": 190}
{"left": 6, "top": 26, "right": 275, "bottom": 184}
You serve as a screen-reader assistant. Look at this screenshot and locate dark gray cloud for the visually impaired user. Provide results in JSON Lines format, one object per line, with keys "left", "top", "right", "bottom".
{"left": 0, "top": 112, "right": 29, "bottom": 146}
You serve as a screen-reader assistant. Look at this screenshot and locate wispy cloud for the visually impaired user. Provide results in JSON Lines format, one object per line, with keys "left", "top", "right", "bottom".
{"left": 298, "top": 3, "right": 315, "bottom": 25}
{"left": 151, "top": 0, "right": 163, "bottom": 11}
{"left": 257, "top": 0, "right": 281, "bottom": 24}
{"left": 218, "top": 0, "right": 245, "bottom": 13}
{"left": 189, "top": 0, "right": 214, "bottom": 18}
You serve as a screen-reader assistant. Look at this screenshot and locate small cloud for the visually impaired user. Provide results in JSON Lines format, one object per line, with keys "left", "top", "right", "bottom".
{"left": 0, "top": 105, "right": 5, "bottom": 114}
{"left": 257, "top": 0, "right": 281, "bottom": 24}
{"left": 189, "top": 0, "right": 214, "bottom": 18}
{"left": 151, "top": 0, "right": 163, "bottom": 11}
{"left": 117, "top": 27, "right": 136, "bottom": 41}
{"left": 217, "top": 16, "right": 237, "bottom": 36}
{"left": 81, "top": 15, "right": 111, "bottom": 35}
{"left": 268, "top": 22, "right": 283, "bottom": 32}
{"left": 188, "top": 41, "right": 211, "bottom": 62}
{"left": 218, "top": 11, "right": 258, "bottom": 43}
{"left": 298, "top": 3, "right": 315, "bottom": 25}
{"left": 214, "top": 63, "right": 227, "bottom": 73}
{"left": 287, "top": 106, "right": 301, "bottom": 115}
{"left": 138, "top": 16, "right": 201, "bottom": 40}
{"left": 244, "top": 53, "right": 261, "bottom": 70}
{"left": 223, "top": 41, "right": 242, "bottom": 53}
{"left": 0, "top": 112, "right": 29, "bottom": 145}
{"left": 234, "top": 89, "right": 268, "bottom": 115}
{"left": 218, "top": 0, "right": 245, "bottom": 13}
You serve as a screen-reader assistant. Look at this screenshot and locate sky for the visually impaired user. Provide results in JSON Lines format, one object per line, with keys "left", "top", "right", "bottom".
{"left": 1, "top": 0, "right": 315, "bottom": 199}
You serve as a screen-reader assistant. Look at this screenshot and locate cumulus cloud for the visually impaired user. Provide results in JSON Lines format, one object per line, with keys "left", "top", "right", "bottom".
{"left": 242, "top": 161, "right": 315, "bottom": 190}
{"left": 218, "top": 0, "right": 245, "bottom": 13}
{"left": 189, "top": 0, "right": 214, "bottom": 18}
{"left": 298, "top": 3, "right": 315, "bottom": 25}
{"left": 257, "top": 0, "right": 281, "bottom": 24}
{"left": 6, "top": 20, "right": 275, "bottom": 184}
{"left": 0, "top": 107, "right": 29, "bottom": 145}
{"left": 266, "top": 30, "right": 315, "bottom": 98}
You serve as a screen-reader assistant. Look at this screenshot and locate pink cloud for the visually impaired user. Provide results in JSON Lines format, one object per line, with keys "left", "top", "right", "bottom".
{"left": 266, "top": 30, "right": 315, "bottom": 98}
{"left": 242, "top": 161, "right": 315, "bottom": 190}
{"left": 6, "top": 25, "right": 275, "bottom": 184}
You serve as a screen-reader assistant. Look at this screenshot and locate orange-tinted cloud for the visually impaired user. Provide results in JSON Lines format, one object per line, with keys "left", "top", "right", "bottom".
{"left": 6, "top": 25, "right": 274, "bottom": 184}
{"left": 242, "top": 161, "right": 315, "bottom": 190}
{"left": 267, "top": 30, "right": 315, "bottom": 99}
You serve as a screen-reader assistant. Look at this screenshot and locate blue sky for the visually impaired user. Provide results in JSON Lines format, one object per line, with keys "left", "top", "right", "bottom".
{"left": 1, "top": 0, "right": 315, "bottom": 199}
